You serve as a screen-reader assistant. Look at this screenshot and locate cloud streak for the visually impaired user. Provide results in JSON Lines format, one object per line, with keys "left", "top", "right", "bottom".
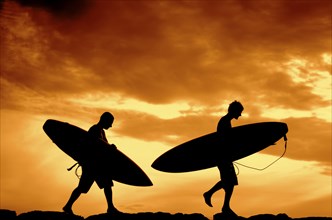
{"left": 1, "top": 0, "right": 330, "bottom": 107}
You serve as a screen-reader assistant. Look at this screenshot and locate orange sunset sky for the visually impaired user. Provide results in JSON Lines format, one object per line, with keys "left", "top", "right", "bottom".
{"left": 0, "top": 0, "right": 331, "bottom": 219}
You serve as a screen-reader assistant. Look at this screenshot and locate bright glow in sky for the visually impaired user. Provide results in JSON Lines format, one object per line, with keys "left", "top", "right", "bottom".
{"left": 285, "top": 57, "right": 331, "bottom": 101}
{"left": 69, "top": 94, "right": 201, "bottom": 119}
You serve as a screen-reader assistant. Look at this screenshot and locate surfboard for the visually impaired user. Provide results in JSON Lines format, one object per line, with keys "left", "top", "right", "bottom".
{"left": 152, "top": 122, "right": 288, "bottom": 173}
{"left": 43, "top": 119, "right": 153, "bottom": 186}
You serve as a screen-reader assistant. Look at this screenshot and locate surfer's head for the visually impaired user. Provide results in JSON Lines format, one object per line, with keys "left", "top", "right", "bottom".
{"left": 99, "top": 112, "right": 114, "bottom": 129}
{"left": 228, "top": 101, "right": 244, "bottom": 119}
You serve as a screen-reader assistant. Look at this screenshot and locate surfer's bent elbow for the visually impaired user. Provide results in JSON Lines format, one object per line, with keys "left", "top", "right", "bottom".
{"left": 110, "top": 144, "right": 117, "bottom": 149}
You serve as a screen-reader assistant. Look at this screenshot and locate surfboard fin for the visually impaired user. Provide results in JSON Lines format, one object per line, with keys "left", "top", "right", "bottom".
{"left": 283, "top": 134, "right": 288, "bottom": 141}
{"left": 67, "top": 162, "right": 79, "bottom": 171}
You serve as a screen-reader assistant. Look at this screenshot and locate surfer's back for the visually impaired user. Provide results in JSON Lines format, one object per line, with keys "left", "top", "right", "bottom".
{"left": 217, "top": 115, "right": 232, "bottom": 133}
{"left": 88, "top": 124, "right": 108, "bottom": 142}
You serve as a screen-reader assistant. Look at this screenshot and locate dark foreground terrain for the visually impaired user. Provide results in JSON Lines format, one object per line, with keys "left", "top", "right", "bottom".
{"left": 0, "top": 209, "right": 331, "bottom": 220}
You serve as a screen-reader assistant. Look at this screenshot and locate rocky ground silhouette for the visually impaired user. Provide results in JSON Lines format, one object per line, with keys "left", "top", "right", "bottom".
{"left": 0, "top": 209, "right": 331, "bottom": 220}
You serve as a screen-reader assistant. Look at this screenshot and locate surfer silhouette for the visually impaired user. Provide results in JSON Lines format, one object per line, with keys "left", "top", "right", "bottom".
{"left": 203, "top": 101, "right": 244, "bottom": 217}
{"left": 63, "top": 112, "right": 119, "bottom": 215}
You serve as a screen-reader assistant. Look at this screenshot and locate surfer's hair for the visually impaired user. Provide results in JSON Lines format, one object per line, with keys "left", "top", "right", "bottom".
{"left": 100, "top": 112, "right": 114, "bottom": 122}
{"left": 228, "top": 101, "right": 244, "bottom": 113}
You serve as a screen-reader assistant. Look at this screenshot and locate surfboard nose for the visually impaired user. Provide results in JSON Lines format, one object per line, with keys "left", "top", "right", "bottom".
{"left": 281, "top": 122, "right": 288, "bottom": 134}
{"left": 43, "top": 119, "right": 61, "bottom": 138}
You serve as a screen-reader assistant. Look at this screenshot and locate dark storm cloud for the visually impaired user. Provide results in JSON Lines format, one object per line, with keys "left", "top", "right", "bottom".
{"left": 1, "top": 0, "right": 330, "bottom": 110}
{"left": 14, "top": 0, "right": 90, "bottom": 18}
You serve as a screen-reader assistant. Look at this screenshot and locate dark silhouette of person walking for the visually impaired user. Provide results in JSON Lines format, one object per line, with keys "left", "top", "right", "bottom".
{"left": 203, "top": 101, "right": 244, "bottom": 217}
{"left": 63, "top": 112, "right": 119, "bottom": 215}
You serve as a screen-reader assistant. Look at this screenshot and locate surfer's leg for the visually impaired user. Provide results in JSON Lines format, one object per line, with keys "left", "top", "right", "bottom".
{"left": 222, "top": 184, "right": 233, "bottom": 209}
{"left": 63, "top": 181, "right": 92, "bottom": 214}
{"left": 63, "top": 187, "right": 81, "bottom": 214}
{"left": 221, "top": 185, "right": 237, "bottom": 216}
{"left": 63, "top": 167, "right": 93, "bottom": 214}
{"left": 207, "top": 181, "right": 224, "bottom": 194}
{"left": 221, "top": 164, "right": 238, "bottom": 215}
{"left": 96, "top": 178, "right": 118, "bottom": 214}
{"left": 104, "top": 186, "right": 119, "bottom": 213}
{"left": 204, "top": 165, "right": 226, "bottom": 207}
{"left": 204, "top": 181, "right": 224, "bottom": 207}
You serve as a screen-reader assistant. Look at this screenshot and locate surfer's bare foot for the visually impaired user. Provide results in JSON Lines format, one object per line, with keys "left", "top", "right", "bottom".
{"left": 222, "top": 208, "right": 237, "bottom": 217}
{"left": 203, "top": 192, "right": 213, "bottom": 207}
{"left": 63, "top": 206, "right": 74, "bottom": 215}
{"left": 107, "top": 207, "right": 121, "bottom": 215}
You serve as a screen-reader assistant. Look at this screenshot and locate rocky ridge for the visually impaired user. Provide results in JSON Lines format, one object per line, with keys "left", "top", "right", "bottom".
{"left": 0, "top": 209, "right": 331, "bottom": 220}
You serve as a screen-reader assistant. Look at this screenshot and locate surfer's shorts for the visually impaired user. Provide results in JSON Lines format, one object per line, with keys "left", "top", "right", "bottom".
{"left": 217, "top": 163, "right": 238, "bottom": 186}
{"left": 78, "top": 166, "right": 113, "bottom": 193}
